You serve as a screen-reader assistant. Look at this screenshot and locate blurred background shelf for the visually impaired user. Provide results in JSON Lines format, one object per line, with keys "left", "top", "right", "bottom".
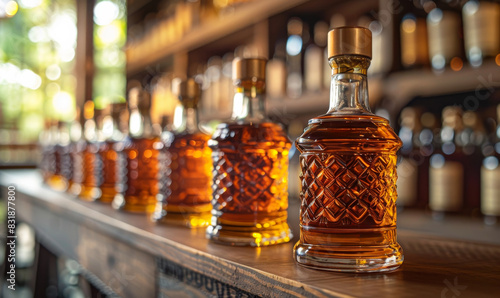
{"left": 384, "top": 60, "right": 500, "bottom": 115}
{"left": 126, "top": 0, "right": 310, "bottom": 76}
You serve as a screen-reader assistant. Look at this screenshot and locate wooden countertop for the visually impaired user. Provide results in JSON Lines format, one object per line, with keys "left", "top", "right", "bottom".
{"left": 1, "top": 169, "right": 499, "bottom": 297}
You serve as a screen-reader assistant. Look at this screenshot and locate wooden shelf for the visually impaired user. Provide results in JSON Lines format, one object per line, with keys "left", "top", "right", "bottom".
{"left": 2, "top": 169, "right": 500, "bottom": 297}
{"left": 383, "top": 60, "right": 500, "bottom": 115}
{"left": 126, "top": 0, "right": 309, "bottom": 76}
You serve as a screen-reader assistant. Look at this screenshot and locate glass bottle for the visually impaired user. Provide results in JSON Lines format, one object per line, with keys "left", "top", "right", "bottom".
{"left": 97, "top": 103, "right": 127, "bottom": 203}
{"left": 429, "top": 106, "right": 465, "bottom": 217}
{"left": 207, "top": 58, "right": 292, "bottom": 246}
{"left": 426, "top": 8, "right": 463, "bottom": 71}
{"left": 68, "top": 109, "right": 84, "bottom": 194}
{"left": 112, "top": 87, "right": 159, "bottom": 213}
{"left": 46, "top": 121, "right": 68, "bottom": 191}
{"left": 416, "top": 112, "right": 439, "bottom": 208}
{"left": 462, "top": 0, "right": 500, "bottom": 67}
{"left": 459, "top": 110, "right": 484, "bottom": 212}
{"left": 75, "top": 104, "right": 102, "bottom": 201}
{"left": 153, "top": 79, "right": 212, "bottom": 227}
{"left": 305, "top": 21, "right": 328, "bottom": 93}
{"left": 39, "top": 120, "right": 53, "bottom": 183}
{"left": 396, "top": 107, "right": 422, "bottom": 208}
{"left": 294, "top": 27, "right": 403, "bottom": 272}
{"left": 61, "top": 110, "right": 81, "bottom": 193}
{"left": 481, "top": 104, "right": 500, "bottom": 224}
{"left": 286, "top": 18, "right": 304, "bottom": 99}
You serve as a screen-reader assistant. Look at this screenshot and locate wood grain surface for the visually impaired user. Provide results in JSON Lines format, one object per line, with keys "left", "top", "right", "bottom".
{"left": 1, "top": 170, "right": 499, "bottom": 297}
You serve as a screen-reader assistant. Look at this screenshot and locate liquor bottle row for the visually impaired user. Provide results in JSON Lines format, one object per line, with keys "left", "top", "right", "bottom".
{"left": 397, "top": 101, "right": 500, "bottom": 223}
{"left": 41, "top": 57, "right": 292, "bottom": 246}
{"left": 399, "top": 0, "right": 500, "bottom": 70}
{"left": 42, "top": 27, "right": 405, "bottom": 273}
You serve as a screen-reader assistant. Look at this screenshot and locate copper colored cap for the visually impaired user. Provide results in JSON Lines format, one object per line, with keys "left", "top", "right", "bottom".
{"left": 178, "top": 78, "right": 201, "bottom": 108}
{"left": 232, "top": 57, "right": 266, "bottom": 81}
{"left": 328, "top": 26, "right": 372, "bottom": 59}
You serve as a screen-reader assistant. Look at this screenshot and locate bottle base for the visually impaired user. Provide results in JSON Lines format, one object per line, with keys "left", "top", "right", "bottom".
{"left": 206, "top": 221, "right": 292, "bottom": 247}
{"left": 112, "top": 194, "right": 156, "bottom": 213}
{"left": 96, "top": 186, "right": 116, "bottom": 204}
{"left": 78, "top": 186, "right": 102, "bottom": 202}
{"left": 153, "top": 211, "right": 211, "bottom": 228}
{"left": 293, "top": 242, "right": 403, "bottom": 273}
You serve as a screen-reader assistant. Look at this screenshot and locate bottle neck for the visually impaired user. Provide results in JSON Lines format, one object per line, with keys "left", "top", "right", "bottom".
{"left": 231, "top": 81, "right": 266, "bottom": 122}
{"left": 178, "top": 107, "right": 200, "bottom": 134}
{"left": 328, "top": 56, "right": 371, "bottom": 115}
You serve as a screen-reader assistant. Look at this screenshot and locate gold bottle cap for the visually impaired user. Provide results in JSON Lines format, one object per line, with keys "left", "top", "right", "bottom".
{"left": 232, "top": 57, "right": 266, "bottom": 81}
{"left": 328, "top": 26, "right": 372, "bottom": 59}
{"left": 177, "top": 78, "right": 201, "bottom": 108}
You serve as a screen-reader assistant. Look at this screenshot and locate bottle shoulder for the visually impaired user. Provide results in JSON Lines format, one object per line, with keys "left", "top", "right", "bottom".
{"left": 164, "top": 131, "right": 210, "bottom": 150}
{"left": 297, "top": 114, "right": 401, "bottom": 151}
{"left": 211, "top": 121, "right": 291, "bottom": 145}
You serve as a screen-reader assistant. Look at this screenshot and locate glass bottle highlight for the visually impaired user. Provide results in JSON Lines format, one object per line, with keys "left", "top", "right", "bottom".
{"left": 207, "top": 58, "right": 292, "bottom": 246}
{"left": 294, "top": 27, "right": 403, "bottom": 272}
{"left": 153, "top": 79, "right": 212, "bottom": 227}
{"left": 112, "top": 87, "right": 159, "bottom": 213}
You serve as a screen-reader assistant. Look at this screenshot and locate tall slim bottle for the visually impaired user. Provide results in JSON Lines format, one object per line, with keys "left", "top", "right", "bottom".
{"left": 112, "top": 87, "right": 160, "bottom": 213}
{"left": 207, "top": 58, "right": 292, "bottom": 246}
{"left": 153, "top": 79, "right": 212, "bottom": 227}
{"left": 295, "top": 27, "right": 403, "bottom": 272}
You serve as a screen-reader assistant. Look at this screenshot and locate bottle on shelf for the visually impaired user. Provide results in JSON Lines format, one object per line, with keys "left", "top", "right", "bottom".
{"left": 396, "top": 107, "right": 422, "bottom": 208}
{"left": 295, "top": 27, "right": 403, "bottom": 272}
{"left": 68, "top": 101, "right": 93, "bottom": 196}
{"left": 304, "top": 21, "right": 328, "bottom": 93}
{"left": 400, "top": 13, "right": 429, "bottom": 69}
{"left": 220, "top": 52, "right": 235, "bottom": 117}
{"left": 459, "top": 110, "right": 484, "bottom": 212}
{"left": 416, "top": 111, "right": 440, "bottom": 208}
{"left": 112, "top": 87, "right": 160, "bottom": 213}
{"left": 153, "top": 79, "right": 212, "bottom": 227}
{"left": 426, "top": 7, "right": 463, "bottom": 71}
{"left": 429, "top": 106, "right": 466, "bottom": 217}
{"left": 39, "top": 120, "right": 52, "bottom": 183}
{"left": 462, "top": 0, "right": 500, "bottom": 67}
{"left": 97, "top": 103, "right": 128, "bottom": 203}
{"left": 266, "top": 41, "right": 287, "bottom": 100}
{"left": 46, "top": 121, "right": 68, "bottom": 191}
{"left": 481, "top": 104, "right": 500, "bottom": 225}
{"left": 286, "top": 17, "right": 304, "bottom": 99}
{"left": 74, "top": 102, "right": 102, "bottom": 201}
{"left": 67, "top": 109, "right": 83, "bottom": 193}
{"left": 204, "top": 56, "right": 223, "bottom": 114}
{"left": 207, "top": 57, "right": 292, "bottom": 246}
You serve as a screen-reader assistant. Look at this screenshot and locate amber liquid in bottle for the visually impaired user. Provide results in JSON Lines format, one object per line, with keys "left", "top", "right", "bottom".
{"left": 45, "top": 121, "right": 68, "bottom": 191}
{"left": 113, "top": 89, "right": 159, "bottom": 213}
{"left": 154, "top": 133, "right": 212, "bottom": 227}
{"left": 96, "top": 104, "right": 127, "bottom": 203}
{"left": 207, "top": 58, "right": 292, "bottom": 246}
{"left": 154, "top": 79, "right": 212, "bottom": 227}
{"left": 75, "top": 104, "right": 102, "bottom": 201}
{"left": 295, "top": 28, "right": 403, "bottom": 272}
{"left": 97, "top": 140, "right": 119, "bottom": 203}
